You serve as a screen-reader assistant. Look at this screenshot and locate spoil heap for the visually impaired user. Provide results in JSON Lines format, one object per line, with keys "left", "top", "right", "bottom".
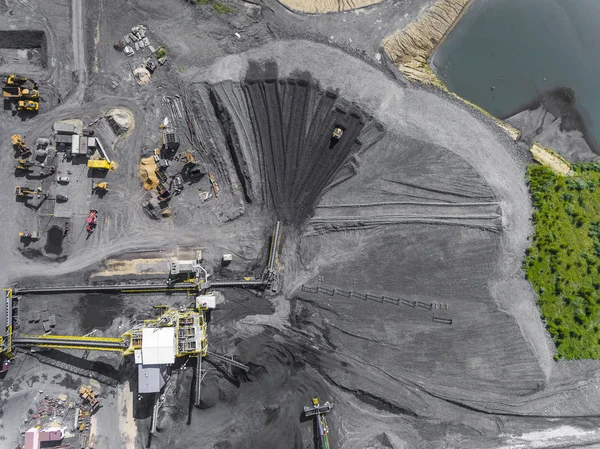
{"left": 210, "top": 78, "right": 384, "bottom": 226}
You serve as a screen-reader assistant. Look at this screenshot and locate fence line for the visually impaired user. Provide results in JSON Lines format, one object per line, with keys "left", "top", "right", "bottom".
{"left": 301, "top": 284, "right": 452, "bottom": 325}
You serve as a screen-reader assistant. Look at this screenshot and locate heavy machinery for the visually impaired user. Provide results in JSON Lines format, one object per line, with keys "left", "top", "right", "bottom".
{"left": 2, "top": 86, "right": 40, "bottom": 100}
{"left": 304, "top": 398, "right": 333, "bottom": 449}
{"left": 19, "top": 88, "right": 40, "bottom": 100}
{"left": 17, "top": 100, "right": 39, "bottom": 112}
{"left": 15, "top": 186, "right": 42, "bottom": 198}
{"left": 332, "top": 127, "right": 344, "bottom": 140}
{"left": 19, "top": 230, "right": 39, "bottom": 241}
{"left": 12, "top": 134, "right": 32, "bottom": 156}
{"left": 93, "top": 182, "right": 108, "bottom": 193}
{"left": 5, "top": 74, "right": 38, "bottom": 88}
{"left": 87, "top": 159, "right": 113, "bottom": 170}
{"left": 86, "top": 210, "right": 98, "bottom": 234}
{"left": 79, "top": 385, "right": 100, "bottom": 412}
{"left": 208, "top": 172, "right": 219, "bottom": 198}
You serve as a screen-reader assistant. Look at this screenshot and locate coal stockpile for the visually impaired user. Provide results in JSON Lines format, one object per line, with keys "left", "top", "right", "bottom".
{"left": 210, "top": 76, "right": 384, "bottom": 226}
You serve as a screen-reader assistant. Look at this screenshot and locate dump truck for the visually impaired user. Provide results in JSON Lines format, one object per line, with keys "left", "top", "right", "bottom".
{"left": 2, "top": 86, "right": 20, "bottom": 97}
{"left": 17, "top": 100, "right": 38, "bottom": 111}
{"left": 12, "top": 134, "right": 32, "bottom": 156}
{"left": 2, "top": 86, "right": 39, "bottom": 99}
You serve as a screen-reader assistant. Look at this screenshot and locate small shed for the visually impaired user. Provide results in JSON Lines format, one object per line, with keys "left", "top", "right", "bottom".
{"left": 54, "top": 123, "right": 76, "bottom": 134}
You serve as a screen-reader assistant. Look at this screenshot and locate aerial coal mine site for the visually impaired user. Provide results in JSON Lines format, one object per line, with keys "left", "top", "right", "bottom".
{"left": 3, "top": 0, "right": 600, "bottom": 448}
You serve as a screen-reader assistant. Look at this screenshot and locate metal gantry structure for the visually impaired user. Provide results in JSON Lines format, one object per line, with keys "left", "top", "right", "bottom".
{"left": 304, "top": 397, "right": 333, "bottom": 449}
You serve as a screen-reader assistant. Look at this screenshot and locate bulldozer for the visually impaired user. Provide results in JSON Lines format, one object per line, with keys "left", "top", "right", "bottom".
{"left": 17, "top": 100, "right": 38, "bottom": 112}
{"left": 19, "top": 230, "right": 39, "bottom": 241}
{"left": 11, "top": 134, "right": 32, "bottom": 157}
{"left": 93, "top": 182, "right": 108, "bottom": 193}
{"left": 19, "top": 88, "right": 40, "bottom": 100}
{"left": 332, "top": 127, "right": 344, "bottom": 140}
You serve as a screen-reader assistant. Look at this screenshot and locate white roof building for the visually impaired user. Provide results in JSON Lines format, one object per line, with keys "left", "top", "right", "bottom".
{"left": 141, "top": 327, "right": 175, "bottom": 365}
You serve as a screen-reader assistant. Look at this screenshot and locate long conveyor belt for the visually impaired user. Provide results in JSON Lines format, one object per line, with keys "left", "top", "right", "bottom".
{"left": 13, "top": 335, "right": 127, "bottom": 351}
{"left": 14, "top": 280, "right": 271, "bottom": 296}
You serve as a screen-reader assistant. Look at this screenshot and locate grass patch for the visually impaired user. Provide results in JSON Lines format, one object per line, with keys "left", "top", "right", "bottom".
{"left": 525, "top": 163, "right": 600, "bottom": 359}
{"left": 196, "top": 0, "right": 235, "bottom": 14}
{"left": 155, "top": 46, "right": 167, "bottom": 60}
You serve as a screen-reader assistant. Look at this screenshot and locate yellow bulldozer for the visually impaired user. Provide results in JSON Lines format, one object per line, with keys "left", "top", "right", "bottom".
{"left": 11, "top": 134, "right": 32, "bottom": 156}
{"left": 93, "top": 182, "right": 108, "bottom": 192}
{"left": 17, "top": 100, "right": 38, "bottom": 112}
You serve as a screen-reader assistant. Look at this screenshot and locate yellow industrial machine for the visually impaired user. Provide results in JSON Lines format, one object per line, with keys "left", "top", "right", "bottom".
{"left": 19, "top": 88, "right": 40, "bottom": 100}
{"left": 87, "top": 160, "right": 114, "bottom": 170}
{"left": 6, "top": 74, "right": 27, "bottom": 85}
{"left": 332, "top": 127, "right": 343, "bottom": 140}
{"left": 5, "top": 74, "right": 37, "bottom": 87}
{"left": 11, "top": 134, "right": 32, "bottom": 156}
{"left": 9, "top": 298, "right": 212, "bottom": 361}
{"left": 19, "top": 230, "right": 39, "bottom": 241}
{"left": 17, "top": 100, "right": 38, "bottom": 111}
{"left": 93, "top": 182, "right": 108, "bottom": 192}
{"left": 79, "top": 385, "right": 100, "bottom": 412}
{"left": 14, "top": 186, "right": 42, "bottom": 197}
{"left": 304, "top": 397, "right": 333, "bottom": 449}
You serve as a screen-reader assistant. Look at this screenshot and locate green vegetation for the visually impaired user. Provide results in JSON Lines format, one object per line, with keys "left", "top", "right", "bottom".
{"left": 196, "top": 0, "right": 235, "bottom": 14}
{"left": 155, "top": 46, "right": 167, "bottom": 60}
{"left": 525, "top": 163, "right": 600, "bottom": 359}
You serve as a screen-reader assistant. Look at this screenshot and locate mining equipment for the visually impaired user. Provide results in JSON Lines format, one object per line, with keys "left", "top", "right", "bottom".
{"left": 5, "top": 74, "right": 38, "bottom": 88}
{"left": 15, "top": 186, "right": 42, "bottom": 198}
{"left": 87, "top": 159, "right": 115, "bottom": 171}
{"left": 3, "top": 86, "right": 40, "bottom": 100}
{"left": 332, "top": 127, "right": 343, "bottom": 140}
{"left": 93, "top": 182, "right": 108, "bottom": 193}
{"left": 12, "top": 134, "right": 32, "bottom": 157}
{"left": 17, "top": 100, "right": 39, "bottom": 112}
{"left": 304, "top": 398, "right": 333, "bottom": 449}
{"left": 86, "top": 210, "right": 98, "bottom": 234}
{"left": 208, "top": 172, "right": 219, "bottom": 198}
{"left": 79, "top": 385, "right": 100, "bottom": 412}
{"left": 19, "top": 230, "right": 39, "bottom": 241}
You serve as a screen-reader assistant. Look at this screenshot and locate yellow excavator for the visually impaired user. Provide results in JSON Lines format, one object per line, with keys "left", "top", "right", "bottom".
{"left": 11, "top": 134, "right": 32, "bottom": 156}
{"left": 17, "top": 100, "right": 38, "bottom": 112}
{"left": 5, "top": 74, "right": 37, "bottom": 88}
{"left": 15, "top": 186, "right": 42, "bottom": 197}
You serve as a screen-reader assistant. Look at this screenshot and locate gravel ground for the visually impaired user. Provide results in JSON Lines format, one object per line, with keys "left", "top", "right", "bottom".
{"left": 2, "top": 1, "right": 600, "bottom": 448}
